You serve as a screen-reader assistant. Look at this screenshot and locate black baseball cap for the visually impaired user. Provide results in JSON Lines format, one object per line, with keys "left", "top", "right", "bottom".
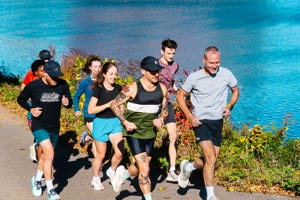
{"left": 141, "top": 56, "right": 163, "bottom": 72}
{"left": 39, "top": 50, "right": 52, "bottom": 60}
{"left": 44, "top": 61, "right": 64, "bottom": 77}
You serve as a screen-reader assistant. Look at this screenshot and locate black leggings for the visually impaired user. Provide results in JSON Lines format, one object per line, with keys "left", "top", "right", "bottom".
{"left": 126, "top": 136, "right": 155, "bottom": 156}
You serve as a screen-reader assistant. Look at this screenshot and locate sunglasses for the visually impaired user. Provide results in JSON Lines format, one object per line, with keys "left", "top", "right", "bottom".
{"left": 148, "top": 70, "right": 161, "bottom": 75}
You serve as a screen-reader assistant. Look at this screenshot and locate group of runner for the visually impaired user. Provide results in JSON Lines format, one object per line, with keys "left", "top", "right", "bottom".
{"left": 18, "top": 40, "right": 239, "bottom": 200}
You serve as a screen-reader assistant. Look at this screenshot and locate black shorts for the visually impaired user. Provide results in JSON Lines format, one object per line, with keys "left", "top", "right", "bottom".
{"left": 193, "top": 119, "right": 223, "bottom": 147}
{"left": 164, "top": 102, "right": 176, "bottom": 124}
{"left": 84, "top": 117, "right": 94, "bottom": 124}
{"left": 126, "top": 136, "right": 155, "bottom": 156}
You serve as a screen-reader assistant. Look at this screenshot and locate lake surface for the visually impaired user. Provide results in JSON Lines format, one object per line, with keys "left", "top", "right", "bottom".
{"left": 0, "top": 0, "right": 299, "bottom": 139}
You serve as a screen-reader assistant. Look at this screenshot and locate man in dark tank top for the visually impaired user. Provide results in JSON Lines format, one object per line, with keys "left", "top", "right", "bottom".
{"left": 111, "top": 56, "right": 169, "bottom": 200}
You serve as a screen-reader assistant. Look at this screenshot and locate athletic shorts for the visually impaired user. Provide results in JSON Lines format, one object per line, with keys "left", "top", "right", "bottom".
{"left": 92, "top": 117, "right": 122, "bottom": 142}
{"left": 126, "top": 136, "right": 155, "bottom": 156}
{"left": 84, "top": 117, "right": 94, "bottom": 124}
{"left": 32, "top": 129, "right": 59, "bottom": 147}
{"left": 27, "top": 111, "right": 32, "bottom": 120}
{"left": 193, "top": 119, "right": 223, "bottom": 147}
{"left": 164, "top": 102, "right": 176, "bottom": 124}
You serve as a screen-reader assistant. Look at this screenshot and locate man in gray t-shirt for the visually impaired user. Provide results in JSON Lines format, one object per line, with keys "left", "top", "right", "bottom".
{"left": 176, "top": 46, "right": 239, "bottom": 200}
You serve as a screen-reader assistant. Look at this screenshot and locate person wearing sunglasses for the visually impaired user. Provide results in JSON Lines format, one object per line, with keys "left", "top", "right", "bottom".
{"left": 111, "top": 56, "right": 168, "bottom": 200}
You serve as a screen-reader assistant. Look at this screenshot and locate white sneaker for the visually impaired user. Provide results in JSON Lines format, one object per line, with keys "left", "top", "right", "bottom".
{"left": 106, "top": 167, "right": 115, "bottom": 179}
{"left": 178, "top": 160, "right": 191, "bottom": 188}
{"left": 111, "top": 165, "right": 125, "bottom": 193}
{"left": 47, "top": 189, "right": 60, "bottom": 200}
{"left": 31, "top": 176, "right": 42, "bottom": 197}
{"left": 208, "top": 195, "right": 220, "bottom": 200}
{"left": 91, "top": 178, "right": 104, "bottom": 191}
{"left": 166, "top": 170, "right": 178, "bottom": 182}
{"left": 29, "top": 143, "right": 37, "bottom": 162}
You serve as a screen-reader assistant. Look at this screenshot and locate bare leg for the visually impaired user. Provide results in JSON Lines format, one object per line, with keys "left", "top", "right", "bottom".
{"left": 166, "top": 122, "right": 177, "bottom": 169}
{"left": 199, "top": 141, "right": 220, "bottom": 186}
{"left": 109, "top": 133, "right": 124, "bottom": 170}
{"left": 38, "top": 139, "right": 54, "bottom": 180}
{"left": 134, "top": 153, "right": 151, "bottom": 195}
{"left": 86, "top": 122, "right": 97, "bottom": 157}
{"left": 93, "top": 141, "right": 106, "bottom": 177}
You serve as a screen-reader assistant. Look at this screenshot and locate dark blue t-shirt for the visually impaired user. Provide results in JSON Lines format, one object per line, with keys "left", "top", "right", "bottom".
{"left": 17, "top": 78, "right": 73, "bottom": 134}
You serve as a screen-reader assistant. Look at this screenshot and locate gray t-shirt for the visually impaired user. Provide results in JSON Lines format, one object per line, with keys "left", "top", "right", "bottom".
{"left": 181, "top": 67, "right": 237, "bottom": 120}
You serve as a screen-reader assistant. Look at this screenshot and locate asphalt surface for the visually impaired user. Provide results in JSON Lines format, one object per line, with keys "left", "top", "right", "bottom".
{"left": 0, "top": 104, "right": 298, "bottom": 200}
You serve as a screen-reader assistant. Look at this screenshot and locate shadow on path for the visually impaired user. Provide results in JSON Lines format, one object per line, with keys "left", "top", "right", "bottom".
{"left": 177, "top": 169, "right": 207, "bottom": 200}
{"left": 53, "top": 131, "right": 92, "bottom": 194}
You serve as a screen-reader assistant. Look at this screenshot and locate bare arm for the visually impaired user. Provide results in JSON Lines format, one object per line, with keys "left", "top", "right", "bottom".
{"left": 159, "top": 83, "right": 169, "bottom": 120}
{"left": 223, "top": 86, "right": 239, "bottom": 117}
{"left": 111, "top": 83, "right": 138, "bottom": 132}
{"left": 88, "top": 96, "right": 112, "bottom": 114}
{"left": 153, "top": 83, "right": 169, "bottom": 128}
{"left": 176, "top": 88, "right": 201, "bottom": 127}
{"left": 21, "top": 83, "right": 26, "bottom": 91}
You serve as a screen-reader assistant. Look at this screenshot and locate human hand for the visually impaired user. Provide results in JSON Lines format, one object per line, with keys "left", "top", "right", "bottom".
{"left": 75, "top": 111, "right": 81, "bottom": 117}
{"left": 30, "top": 107, "right": 42, "bottom": 117}
{"left": 223, "top": 107, "right": 231, "bottom": 118}
{"left": 153, "top": 118, "right": 164, "bottom": 129}
{"left": 124, "top": 120, "right": 137, "bottom": 132}
{"left": 62, "top": 95, "right": 69, "bottom": 106}
{"left": 188, "top": 115, "right": 201, "bottom": 127}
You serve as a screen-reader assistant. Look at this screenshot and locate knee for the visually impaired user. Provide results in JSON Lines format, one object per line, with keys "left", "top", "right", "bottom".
{"left": 205, "top": 155, "right": 217, "bottom": 166}
{"left": 194, "top": 158, "right": 204, "bottom": 168}
{"left": 95, "top": 151, "right": 105, "bottom": 160}
{"left": 168, "top": 133, "right": 177, "bottom": 143}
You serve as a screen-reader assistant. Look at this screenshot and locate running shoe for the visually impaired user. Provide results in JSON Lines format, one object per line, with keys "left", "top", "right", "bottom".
{"left": 47, "top": 189, "right": 60, "bottom": 200}
{"left": 111, "top": 165, "right": 125, "bottom": 193}
{"left": 31, "top": 176, "right": 42, "bottom": 197}
{"left": 106, "top": 167, "right": 115, "bottom": 179}
{"left": 208, "top": 195, "right": 220, "bottom": 200}
{"left": 166, "top": 170, "right": 178, "bottom": 183}
{"left": 79, "top": 131, "right": 88, "bottom": 147}
{"left": 91, "top": 178, "right": 104, "bottom": 191}
{"left": 178, "top": 160, "right": 191, "bottom": 188}
{"left": 29, "top": 143, "right": 37, "bottom": 162}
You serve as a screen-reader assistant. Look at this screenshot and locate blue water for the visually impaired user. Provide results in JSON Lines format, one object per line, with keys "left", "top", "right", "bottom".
{"left": 0, "top": 0, "right": 299, "bottom": 139}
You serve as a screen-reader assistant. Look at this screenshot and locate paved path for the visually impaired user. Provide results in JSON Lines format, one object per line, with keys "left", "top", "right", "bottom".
{"left": 0, "top": 104, "right": 298, "bottom": 200}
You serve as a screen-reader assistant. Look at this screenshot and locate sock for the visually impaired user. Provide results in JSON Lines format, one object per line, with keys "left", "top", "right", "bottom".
{"left": 93, "top": 176, "right": 100, "bottom": 181}
{"left": 185, "top": 162, "right": 196, "bottom": 172}
{"left": 46, "top": 179, "right": 54, "bottom": 192}
{"left": 144, "top": 193, "right": 152, "bottom": 200}
{"left": 206, "top": 185, "right": 214, "bottom": 199}
{"left": 35, "top": 169, "right": 43, "bottom": 181}
{"left": 122, "top": 169, "right": 130, "bottom": 180}
{"left": 169, "top": 167, "right": 176, "bottom": 172}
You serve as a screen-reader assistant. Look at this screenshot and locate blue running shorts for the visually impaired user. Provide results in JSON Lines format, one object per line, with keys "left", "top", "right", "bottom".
{"left": 92, "top": 117, "right": 123, "bottom": 142}
{"left": 32, "top": 129, "right": 59, "bottom": 147}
